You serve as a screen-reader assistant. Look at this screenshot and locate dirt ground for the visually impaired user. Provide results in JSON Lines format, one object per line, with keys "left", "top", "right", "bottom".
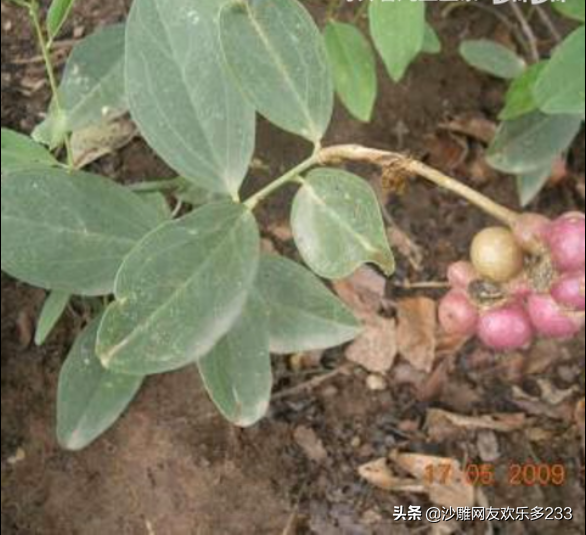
{"left": 1, "top": 1, "right": 585, "bottom": 534}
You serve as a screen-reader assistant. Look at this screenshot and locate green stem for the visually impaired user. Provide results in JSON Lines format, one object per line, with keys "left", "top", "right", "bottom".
{"left": 318, "top": 145, "right": 521, "bottom": 228}
{"left": 244, "top": 153, "right": 321, "bottom": 210}
{"left": 128, "top": 178, "right": 186, "bottom": 194}
{"left": 29, "top": 0, "right": 74, "bottom": 169}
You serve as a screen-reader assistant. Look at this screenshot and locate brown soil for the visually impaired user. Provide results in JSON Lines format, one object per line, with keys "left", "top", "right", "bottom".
{"left": 2, "top": 1, "right": 584, "bottom": 534}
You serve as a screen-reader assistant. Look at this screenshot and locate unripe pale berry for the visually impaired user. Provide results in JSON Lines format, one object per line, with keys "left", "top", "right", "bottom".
{"left": 477, "top": 303, "right": 534, "bottom": 351}
{"left": 471, "top": 227, "right": 525, "bottom": 284}
{"left": 551, "top": 272, "right": 585, "bottom": 312}
{"left": 545, "top": 212, "right": 585, "bottom": 273}
{"left": 447, "top": 261, "right": 479, "bottom": 290}
{"left": 439, "top": 290, "right": 479, "bottom": 337}
{"left": 527, "top": 293, "right": 585, "bottom": 339}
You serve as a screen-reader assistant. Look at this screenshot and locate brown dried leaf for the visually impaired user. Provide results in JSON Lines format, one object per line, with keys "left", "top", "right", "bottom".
{"left": 333, "top": 267, "right": 387, "bottom": 317}
{"left": 71, "top": 116, "right": 136, "bottom": 169}
{"left": 358, "top": 458, "right": 426, "bottom": 494}
{"left": 391, "top": 452, "right": 476, "bottom": 509}
{"left": 396, "top": 298, "right": 437, "bottom": 373}
{"left": 387, "top": 227, "right": 424, "bottom": 272}
{"left": 346, "top": 316, "right": 398, "bottom": 374}
{"left": 426, "top": 409, "right": 528, "bottom": 440}
{"left": 441, "top": 116, "right": 497, "bottom": 145}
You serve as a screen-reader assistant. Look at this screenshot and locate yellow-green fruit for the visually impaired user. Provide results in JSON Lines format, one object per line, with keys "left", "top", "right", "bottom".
{"left": 471, "top": 227, "right": 525, "bottom": 283}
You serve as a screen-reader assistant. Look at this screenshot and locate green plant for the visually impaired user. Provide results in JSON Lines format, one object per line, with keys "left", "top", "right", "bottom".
{"left": 459, "top": 0, "right": 585, "bottom": 205}
{"left": 1, "top": 0, "right": 583, "bottom": 451}
{"left": 323, "top": 0, "right": 440, "bottom": 122}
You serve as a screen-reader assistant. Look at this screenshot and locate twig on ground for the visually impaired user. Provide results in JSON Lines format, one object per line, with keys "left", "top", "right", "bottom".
{"left": 509, "top": 2, "right": 541, "bottom": 63}
{"left": 273, "top": 364, "right": 353, "bottom": 401}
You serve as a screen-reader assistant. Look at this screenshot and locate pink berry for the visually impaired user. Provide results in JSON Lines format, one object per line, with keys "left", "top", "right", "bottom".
{"left": 552, "top": 272, "right": 585, "bottom": 312}
{"left": 505, "top": 274, "right": 533, "bottom": 300}
{"left": 545, "top": 212, "right": 585, "bottom": 273}
{"left": 477, "top": 303, "right": 534, "bottom": 351}
{"left": 447, "top": 261, "right": 479, "bottom": 290}
{"left": 439, "top": 290, "right": 479, "bottom": 337}
{"left": 513, "top": 213, "right": 551, "bottom": 253}
{"left": 527, "top": 293, "right": 585, "bottom": 340}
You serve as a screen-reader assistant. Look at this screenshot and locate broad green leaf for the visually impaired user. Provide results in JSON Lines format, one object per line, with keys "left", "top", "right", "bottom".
{"left": 369, "top": 0, "right": 426, "bottom": 82}
{"left": 34, "top": 24, "right": 127, "bottom": 149}
{"left": 126, "top": 0, "right": 255, "bottom": 198}
{"left": 553, "top": 0, "right": 585, "bottom": 22}
{"left": 257, "top": 255, "right": 361, "bottom": 354}
{"left": 57, "top": 315, "right": 143, "bottom": 451}
{"left": 291, "top": 168, "right": 395, "bottom": 280}
{"left": 47, "top": 0, "right": 78, "bottom": 40}
{"left": 324, "top": 21, "right": 377, "bottom": 123}
{"left": 422, "top": 23, "right": 442, "bottom": 55}
{"left": 97, "top": 202, "right": 260, "bottom": 376}
{"left": 35, "top": 290, "right": 71, "bottom": 346}
{"left": 198, "top": 297, "right": 272, "bottom": 427}
{"left": 140, "top": 193, "right": 172, "bottom": 221}
{"left": 220, "top": 0, "right": 334, "bottom": 143}
{"left": 460, "top": 40, "right": 526, "bottom": 80}
{"left": 517, "top": 163, "right": 553, "bottom": 207}
{"left": 1, "top": 128, "right": 58, "bottom": 175}
{"left": 1, "top": 168, "right": 167, "bottom": 296}
{"left": 534, "top": 27, "right": 585, "bottom": 116}
{"left": 487, "top": 112, "right": 582, "bottom": 174}
{"left": 499, "top": 62, "right": 547, "bottom": 121}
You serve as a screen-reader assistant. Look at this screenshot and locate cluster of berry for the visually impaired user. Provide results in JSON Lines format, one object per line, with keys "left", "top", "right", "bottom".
{"left": 440, "top": 213, "right": 585, "bottom": 351}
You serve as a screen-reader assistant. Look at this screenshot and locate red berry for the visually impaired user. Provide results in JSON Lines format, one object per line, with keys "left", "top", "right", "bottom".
{"left": 439, "top": 290, "right": 479, "bottom": 337}
{"left": 513, "top": 213, "right": 551, "bottom": 253}
{"left": 477, "top": 303, "right": 534, "bottom": 351}
{"left": 545, "top": 212, "right": 585, "bottom": 273}
{"left": 447, "top": 261, "right": 478, "bottom": 290}
{"left": 552, "top": 272, "right": 585, "bottom": 312}
{"left": 527, "top": 293, "right": 585, "bottom": 340}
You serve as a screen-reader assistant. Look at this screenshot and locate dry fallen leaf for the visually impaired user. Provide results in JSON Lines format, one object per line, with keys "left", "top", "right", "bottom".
{"left": 391, "top": 452, "right": 476, "bottom": 509}
{"left": 476, "top": 431, "right": 501, "bottom": 463}
{"left": 346, "top": 316, "right": 398, "bottom": 374}
{"left": 358, "top": 458, "right": 426, "bottom": 494}
{"left": 425, "top": 409, "right": 528, "bottom": 441}
{"left": 333, "top": 267, "right": 387, "bottom": 317}
{"left": 441, "top": 116, "right": 497, "bottom": 145}
{"left": 72, "top": 116, "right": 136, "bottom": 169}
{"left": 396, "top": 298, "right": 437, "bottom": 373}
{"left": 387, "top": 227, "right": 424, "bottom": 272}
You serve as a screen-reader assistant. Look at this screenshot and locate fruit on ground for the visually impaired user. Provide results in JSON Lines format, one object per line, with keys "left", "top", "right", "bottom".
{"left": 477, "top": 303, "right": 534, "bottom": 351}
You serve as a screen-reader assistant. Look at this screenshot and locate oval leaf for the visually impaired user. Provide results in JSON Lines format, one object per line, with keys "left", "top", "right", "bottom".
{"left": 534, "top": 27, "right": 585, "bottom": 116}
{"left": 97, "top": 202, "right": 260, "bottom": 376}
{"left": 257, "top": 255, "right": 361, "bottom": 354}
{"left": 500, "top": 62, "right": 547, "bottom": 121}
{"left": 126, "top": 0, "right": 255, "bottom": 197}
{"left": 324, "top": 21, "right": 377, "bottom": 123}
{"left": 422, "top": 23, "right": 442, "bottom": 55}
{"left": 554, "top": 0, "right": 585, "bottom": 22}
{"left": 220, "top": 0, "right": 334, "bottom": 142}
{"left": 57, "top": 315, "right": 143, "bottom": 451}
{"left": 517, "top": 163, "right": 554, "bottom": 207}
{"left": 198, "top": 297, "right": 272, "bottom": 427}
{"left": 35, "top": 290, "right": 71, "bottom": 346}
{"left": 47, "top": 0, "right": 78, "bottom": 39}
{"left": 1, "top": 168, "right": 167, "bottom": 296}
{"left": 487, "top": 111, "right": 582, "bottom": 174}
{"left": 1, "top": 128, "right": 58, "bottom": 175}
{"left": 291, "top": 168, "right": 395, "bottom": 280}
{"left": 34, "top": 24, "right": 127, "bottom": 148}
{"left": 460, "top": 40, "right": 526, "bottom": 80}
{"left": 369, "top": 0, "right": 426, "bottom": 82}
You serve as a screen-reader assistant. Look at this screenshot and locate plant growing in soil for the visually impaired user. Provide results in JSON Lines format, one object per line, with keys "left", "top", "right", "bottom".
{"left": 459, "top": 0, "right": 585, "bottom": 205}
{"left": 1, "top": 0, "right": 584, "bottom": 450}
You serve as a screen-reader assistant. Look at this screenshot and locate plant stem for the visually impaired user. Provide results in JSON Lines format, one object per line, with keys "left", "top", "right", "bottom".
{"left": 353, "top": 0, "right": 369, "bottom": 23}
{"left": 509, "top": 1, "right": 540, "bottom": 63}
{"left": 29, "top": 0, "right": 74, "bottom": 169}
{"left": 128, "top": 178, "right": 186, "bottom": 194}
{"left": 318, "top": 145, "right": 521, "bottom": 228}
{"left": 244, "top": 153, "right": 321, "bottom": 210}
